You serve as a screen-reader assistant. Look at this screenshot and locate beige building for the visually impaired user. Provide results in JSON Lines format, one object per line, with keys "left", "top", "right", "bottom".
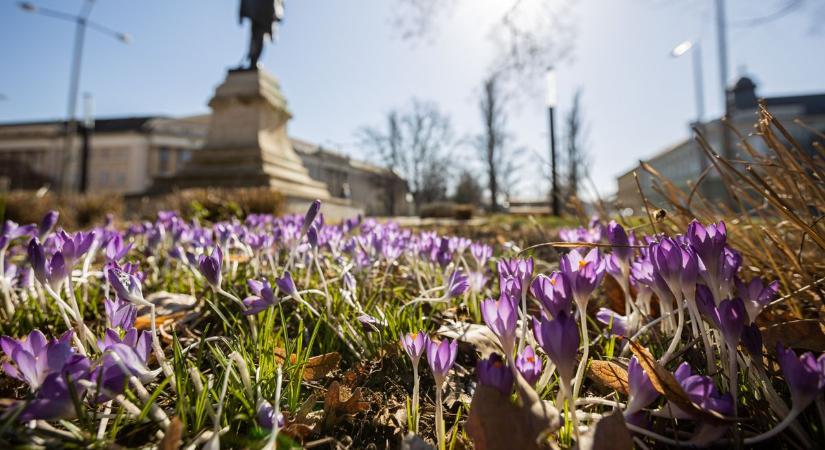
{"left": 0, "top": 115, "right": 410, "bottom": 216}
{"left": 616, "top": 76, "right": 825, "bottom": 212}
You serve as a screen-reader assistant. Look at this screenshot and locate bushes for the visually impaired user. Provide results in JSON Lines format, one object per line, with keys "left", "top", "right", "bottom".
{"left": 131, "top": 188, "right": 285, "bottom": 222}
{"left": 419, "top": 201, "right": 474, "bottom": 220}
{"left": 1, "top": 191, "right": 122, "bottom": 229}
{"left": 0, "top": 188, "right": 285, "bottom": 229}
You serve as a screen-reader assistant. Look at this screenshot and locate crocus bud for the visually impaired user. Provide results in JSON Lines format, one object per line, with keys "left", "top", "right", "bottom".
{"left": 595, "top": 307, "right": 629, "bottom": 337}
{"left": 307, "top": 225, "right": 319, "bottom": 248}
{"left": 400, "top": 331, "right": 427, "bottom": 365}
{"left": 276, "top": 271, "right": 297, "bottom": 297}
{"left": 426, "top": 338, "right": 458, "bottom": 381}
{"left": 242, "top": 279, "right": 278, "bottom": 315}
{"left": 38, "top": 211, "right": 59, "bottom": 239}
{"left": 445, "top": 271, "right": 469, "bottom": 298}
{"left": 477, "top": 353, "right": 514, "bottom": 394}
{"left": 776, "top": 344, "right": 824, "bottom": 410}
{"left": 256, "top": 399, "right": 285, "bottom": 429}
{"left": 515, "top": 345, "right": 542, "bottom": 386}
{"left": 625, "top": 356, "right": 659, "bottom": 416}
{"left": 533, "top": 311, "right": 579, "bottom": 384}
{"left": 300, "top": 200, "right": 322, "bottom": 236}
{"left": 198, "top": 246, "right": 223, "bottom": 289}
{"left": 27, "top": 238, "right": 47, "bottom": 286}
{"left": 481, "top": 294, "right": 517, "bottom": 354}
{"left": 709, "top": 297, "right": 746, "bottom": 347}
{"left": 607, "top": 221, "right": 632, "bottom": 263}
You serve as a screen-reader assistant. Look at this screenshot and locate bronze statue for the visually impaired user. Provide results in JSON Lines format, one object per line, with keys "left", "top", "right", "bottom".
{"left": 239, "top": 0, "right": 285, "bottom": 69}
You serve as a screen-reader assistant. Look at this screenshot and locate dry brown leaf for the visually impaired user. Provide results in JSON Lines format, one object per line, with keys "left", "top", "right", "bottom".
{"left": 576, "top": 410, "right": 632, "bottom": 450}
{"left": 601, "top": 276, "right": 626, "bottom": 316}
{"left": 587, "top": 360, "right": 629, "bottom": 395}
{"left": 135, "top": 312, "right": 186, "bottom": 330}
{"left": 274, "top": 349, "right": 341, "bottom": 381}
{"left": 760, "top": 319, "right": 825, "bottom": 353}
{"left": 158, "top": 416, "right": 183, "bottom": 450}
{"left": 323, "top": 381, "right": 370, "bottom": 428}
{"left": 466, "top": 374, "right": 561, "bottom": 450}
{"left": 437, "top": 320, "right": 502, "bottom": 357}
{"left": 627, "top": 339, "right": 733, "bottom": 426}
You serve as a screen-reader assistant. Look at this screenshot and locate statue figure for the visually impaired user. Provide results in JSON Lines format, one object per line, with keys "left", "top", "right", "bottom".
{"left": 239, "top": 0, "right": 285, "bottom": 69}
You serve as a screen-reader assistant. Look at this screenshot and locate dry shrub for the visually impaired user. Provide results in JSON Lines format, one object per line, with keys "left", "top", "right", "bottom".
{"left": 1, "top": 191, "right": 122, "bottom": 229}
{"left": 633, "top": 104, "right": 824, "bottom": 318}
{"left": 132, "top": 187, "right": 285, "bottom": 222}
{"left": 419, "top": 202, "right": 474, "bottom": 220}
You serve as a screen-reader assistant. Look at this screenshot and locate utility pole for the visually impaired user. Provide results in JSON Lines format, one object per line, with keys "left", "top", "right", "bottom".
{"left": 546, "top": 68, "right": 560, "bottom": 216}
{"left": 715, "top": 0, "right": 733, "bottom": 160}
{"left": 18, "top": 1, "right": 130, "bottom": 192}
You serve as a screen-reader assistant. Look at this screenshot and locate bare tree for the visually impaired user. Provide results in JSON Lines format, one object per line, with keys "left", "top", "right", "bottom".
{"left": 358, "top": 100, "right": 454, "bottom": 211}
{"left": 475, "top": 74, "right": 523, "bottom": 211}
{"left": 563, "top": 88, "right": 587, "bottom": 203}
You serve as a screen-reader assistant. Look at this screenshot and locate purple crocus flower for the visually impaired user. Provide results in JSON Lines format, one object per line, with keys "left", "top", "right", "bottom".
{"left": 300, "top": 199, "right": 322, "bottom": 236}
{"left": 307, "top": 225, "right": 319, "bottom": 248}
{"left": 515, "top": 345, "right": 542, "bottom": 386}
{"left": 445, "top": 270, "right": 469, "bottom": 298}
{"left": 477, "top": 353, "right": 514, "bottom": 394}
{"left": 776, "top": 344, "right": 825, "bottom": 410}
{"left": 426, "top": 338, "right": 458, "bottom": 381}
{"left": 607, "top": 221, "right": 633, "bottom": 264}
{"left": 470, "top": 243, "right": 492, "bottom": 268}
{"left": 481, "top": 294, "right": 517, "bottom": 353}
{"left": 55, "top": 230, "right": 96, "bottom": 265}
{"left": 106, "top": 266, "right": 144, "bottom": 304}
{"left": 242, "top": 279, "right": 279, "bottom": 315}
{"left": 401, "top": 331, "right": 427, "bottom": 365}
{"left": 497, "top": 257, "right": 533, "bottom": 298}
{"left": 0, "top": 329, "right": 77, "bottom": 391}
{"left": 687, "top": 220, "right": 727, "bottom": 295}
{"left": 105, "top": 234, "right": 132, "bottom": 262}
{"left": 198, "top": 246, "right": 223, "bottom": 289}
{"left": 27, "top": 238, "right": 68, "bottom": 289}
{"left": 595, "top": 307, "right": 629, "bottom": 337}
{"left": 559, "top": 248, "right": 605, "bottom": 308}
{"left": 356, "top": 313, "right": 386, "bottom": 332}
{"left": 38, "top": 211, "right": 59, "bottom": 239}
{"left": 276, "top": 271, "right": 297, "bottom": 297}
{"left": 533, "top": 311, "right": 579, "bottom": 383}
{"left": 707, "top": 297, "right": 747, "bottom": 347}
{"left": 256, "top": 399, "right": 285, "bottom": 429}
{"left": 658, "top": 363, "right": 733, "bottom": 420}
{"left": 625, "top": 356, "right": 659, "bottom": 416}
{"left": 741, "top": 322, "right": 763, "bottom": 359}
{"left": 17, "top": 368, "right": 87, "bottom": 421}
{"left": 104, "top": 297, "right": 137, "bottom": 330}
{"left": 717, "top": 247, "right": 742, "bottom": 300}
{"left": 98, "top": 328, "right": 155, "bottom": 385}
{"left": 735, "top": 276, "right": 779, "bottom": 323}
{"left": 529, "top": 272, "right": 572, "bottom": 318}
{"left": 650, "top": 238, "right": 698, "bottom": 300}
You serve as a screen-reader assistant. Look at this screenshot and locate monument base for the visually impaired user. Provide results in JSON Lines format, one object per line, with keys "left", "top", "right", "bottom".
{"left": 150, "top": 68, "right": 331, "bottom": 201}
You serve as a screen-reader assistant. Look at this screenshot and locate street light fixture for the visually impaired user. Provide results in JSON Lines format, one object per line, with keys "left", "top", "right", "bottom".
{"left": 546, "top": 67, "right": 560, "bottom": 216}
{"left": 17, "top": 0, "right": 131, "bottom": 192}
{"left": 670, "top": 39, "right": 705, "bottom": 124}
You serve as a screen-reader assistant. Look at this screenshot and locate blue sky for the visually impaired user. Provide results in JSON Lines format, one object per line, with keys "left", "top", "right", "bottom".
{"left": 1, "top": 0, "right": 823, "bottom": 198}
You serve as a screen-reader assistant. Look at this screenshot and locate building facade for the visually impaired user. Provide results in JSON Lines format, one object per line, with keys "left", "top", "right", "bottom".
{"left": 0, "top": 115, "right": 410, "bottom": 216}
{"left": 616, "top": 76, "right": 825, "bottom": 213}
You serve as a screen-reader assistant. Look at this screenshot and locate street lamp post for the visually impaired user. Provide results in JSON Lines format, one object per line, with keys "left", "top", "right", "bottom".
{"left": 18, "top": 1, "right": 130, "bottom": 192}
{"left": 546, "top": 68, "right": 560, "bottom": 216}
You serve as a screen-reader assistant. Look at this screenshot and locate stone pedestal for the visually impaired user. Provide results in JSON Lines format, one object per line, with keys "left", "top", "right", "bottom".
{"left": 153, "top": 69, "right": 330, "bottom": 200}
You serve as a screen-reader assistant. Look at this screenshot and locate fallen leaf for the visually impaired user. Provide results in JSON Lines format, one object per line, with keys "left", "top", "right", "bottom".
{"left": 135, "top": 292, "right": 199, "bottom": 330}
{"left": 281, "top": 393, "right": 318, "bottom": 441}
{"left": 323, "top": 381, "right": 370, "bottom": 428}
{"left": 627, "top": 339, "right": 733, "bottom": 426}
{"left": 437, "top": 320, "right": 502, "bottom": 357}
{"left": 159, "top": 416, "right": 183, "bottom": 450}
{"left": 760, "top": 319, "right": 825, "bottom": 353}
{"left": 576, "top": 410, "right": 632, "bottom": 450}
{"left": 466, "top": 373, "right": 561, "bottom": 450}
{"left": 274, "top": 349, "right": 341, "bottom": 381}
{"left": 601, "top": 276, "right": 626, "bottom": 316}
{"left": 587, "top": 360, "right": 629, "bottom": 395}
{"left": 135, "top": 312, "right": 186, "bottom": 330}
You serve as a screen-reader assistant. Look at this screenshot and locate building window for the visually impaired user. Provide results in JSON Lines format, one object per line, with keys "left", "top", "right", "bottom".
{"left": 158, "top": 146, "right": 170, "bottom": 174}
